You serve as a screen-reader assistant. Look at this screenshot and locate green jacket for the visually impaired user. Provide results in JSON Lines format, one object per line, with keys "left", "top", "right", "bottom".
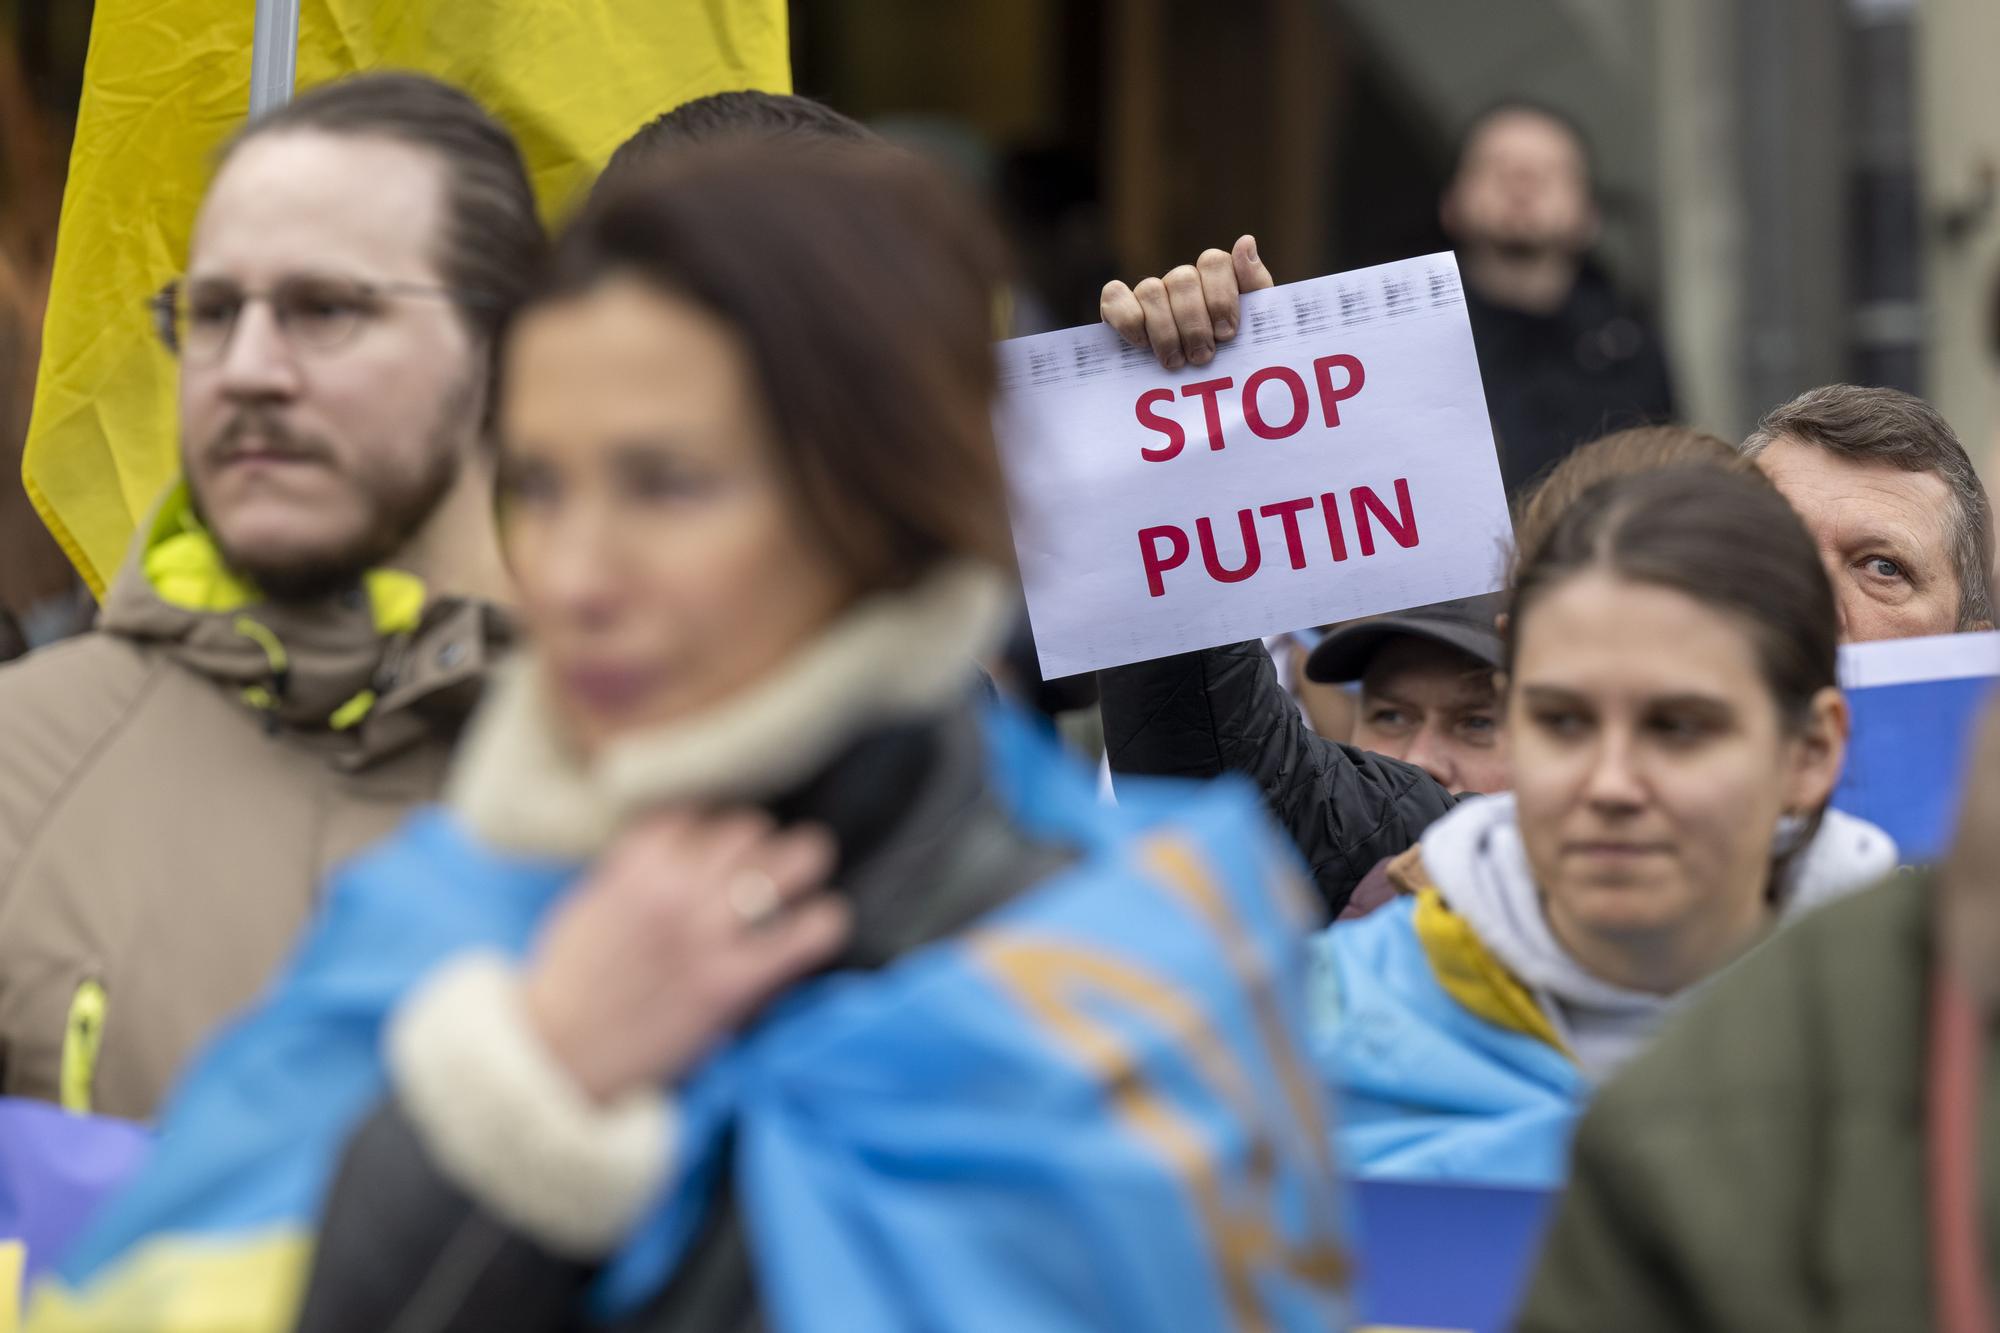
{"left": 1518, "top": 874, "right": 1979, "bottom": 1333}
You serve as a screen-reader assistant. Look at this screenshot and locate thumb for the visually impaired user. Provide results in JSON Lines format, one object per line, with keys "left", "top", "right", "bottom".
{"left": 1233, "top": 235, "right": 1275, "bottom": 292}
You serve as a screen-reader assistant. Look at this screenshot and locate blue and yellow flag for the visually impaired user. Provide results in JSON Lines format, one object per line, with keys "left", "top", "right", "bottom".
{"left": 29, "top": 708, "right": 1347, "bottom": 1330}
{"left": 25, "top": 0, "right": 791, "bottom": 596}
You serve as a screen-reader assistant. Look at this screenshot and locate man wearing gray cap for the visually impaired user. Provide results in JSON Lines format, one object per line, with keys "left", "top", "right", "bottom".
{"left": 1305, "top": 593, "right": 1509, "bottom": 799}
{"left": 1099, "top": 595, "right": 1506, "bottom": 920}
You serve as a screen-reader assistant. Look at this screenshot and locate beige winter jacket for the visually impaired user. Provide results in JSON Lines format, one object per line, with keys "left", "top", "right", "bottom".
{"left": 0, "top": 490, "right": 507, "bottom": 1118}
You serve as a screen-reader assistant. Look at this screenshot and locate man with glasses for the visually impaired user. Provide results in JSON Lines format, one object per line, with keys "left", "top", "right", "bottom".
{"left": 0, "top": 73, "right": 545, "bottom": 1118}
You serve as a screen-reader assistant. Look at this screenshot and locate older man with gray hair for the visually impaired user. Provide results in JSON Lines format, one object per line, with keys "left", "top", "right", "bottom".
{"left": 1744, "top": 383, "right": 1994, "bottom": 641}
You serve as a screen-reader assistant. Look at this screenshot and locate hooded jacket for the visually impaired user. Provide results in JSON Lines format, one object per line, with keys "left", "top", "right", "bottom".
{"left": 30, "top": 564, "right": 1347, "bottom": 1333}
{"left": 1309, "top": 794, "right": 1898, "bottom": 1187}
{"left": 0, "top": 487, "right": 507, "bottom": 1118}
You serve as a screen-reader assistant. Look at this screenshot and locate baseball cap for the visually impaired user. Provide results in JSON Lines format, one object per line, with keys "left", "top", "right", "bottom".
{"left": 1303, "top": 592, "right": 1506, "bottom": 684}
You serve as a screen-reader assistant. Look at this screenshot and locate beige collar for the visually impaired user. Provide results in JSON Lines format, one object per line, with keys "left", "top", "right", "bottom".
{"left": 448, "top": 562, "right": 1014, "bottom": 858}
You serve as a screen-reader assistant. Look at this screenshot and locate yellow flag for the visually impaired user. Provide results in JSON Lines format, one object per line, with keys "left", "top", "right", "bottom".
{"left": 25, "top": 1, "right": 791, "bottom": 596}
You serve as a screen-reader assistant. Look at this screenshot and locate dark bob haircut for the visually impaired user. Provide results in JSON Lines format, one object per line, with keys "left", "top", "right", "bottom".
{"left": 505, "top": 141, "right": 1014, "bottom": 591}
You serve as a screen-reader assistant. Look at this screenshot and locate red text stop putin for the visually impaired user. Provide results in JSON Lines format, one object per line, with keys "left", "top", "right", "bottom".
{"left": 1131, "top": 354, "right": 1420, "bottom": 598}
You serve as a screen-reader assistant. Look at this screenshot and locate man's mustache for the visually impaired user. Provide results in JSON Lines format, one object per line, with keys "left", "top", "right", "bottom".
{"left": 204, "top": 411, "right": 334, "bottom": 467}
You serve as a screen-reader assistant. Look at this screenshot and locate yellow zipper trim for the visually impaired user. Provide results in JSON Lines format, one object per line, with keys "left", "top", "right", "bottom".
{"left": 60, "top": 979, "right": 108, "bottom": 1114}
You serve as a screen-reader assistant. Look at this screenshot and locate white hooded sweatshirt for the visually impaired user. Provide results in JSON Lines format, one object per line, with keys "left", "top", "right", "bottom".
{"left": 1417, "top": 793, "right": 1900, "bottom": 1081}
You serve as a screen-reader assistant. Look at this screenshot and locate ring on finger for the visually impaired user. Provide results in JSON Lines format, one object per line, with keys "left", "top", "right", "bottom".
{"left": 726, "top": 868, "right": 784, "bottom": 930}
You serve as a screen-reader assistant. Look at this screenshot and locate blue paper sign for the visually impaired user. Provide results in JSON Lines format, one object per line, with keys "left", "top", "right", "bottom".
{"left": 1832, "top": 633, "right": 2000, "bottom": 863}
{"left": 1350, "top": 1177, "right": 1556, "bottom": 1332}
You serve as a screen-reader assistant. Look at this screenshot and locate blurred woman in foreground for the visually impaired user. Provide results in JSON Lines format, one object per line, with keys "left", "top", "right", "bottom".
{"left": 37, "top": 146, "right": 1342, "bottom": 1332}
{"left": 1312, "top": 467, "right": 1896, "bottom": 1186}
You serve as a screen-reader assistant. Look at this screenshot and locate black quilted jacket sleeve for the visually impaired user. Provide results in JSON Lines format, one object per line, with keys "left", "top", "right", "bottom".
{"left": 1099, "top": 640, "right": 1458, "bottom": 918}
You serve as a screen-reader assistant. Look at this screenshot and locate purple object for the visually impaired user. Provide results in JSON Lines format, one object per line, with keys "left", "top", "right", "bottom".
{"left": 0, "top": 1098, "right": 152, "bottom": 1294}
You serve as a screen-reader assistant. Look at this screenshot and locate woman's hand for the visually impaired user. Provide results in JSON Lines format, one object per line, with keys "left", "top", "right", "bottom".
{"left": 521, "top": 810, "right": 849, "bottom": 1104}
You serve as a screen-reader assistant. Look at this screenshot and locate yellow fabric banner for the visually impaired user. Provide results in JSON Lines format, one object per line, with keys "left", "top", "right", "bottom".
{"left": 25, "top": 1, "right": 791, "bottom": 595}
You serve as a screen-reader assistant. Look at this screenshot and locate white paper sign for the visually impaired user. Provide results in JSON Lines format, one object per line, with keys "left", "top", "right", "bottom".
{"left": 994, "top": 252, "right": 1514, "bottom": 678}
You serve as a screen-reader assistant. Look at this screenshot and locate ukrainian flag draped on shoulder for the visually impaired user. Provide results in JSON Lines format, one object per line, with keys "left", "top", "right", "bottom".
{"left": 25, "top": 0, "right": 790, "bottom": 596}
{"left": 28, "top": 708, "right": 1348, "bottom": 1331}
{"left": 1309, "top": 895, "right": 1586, "bottom": 1188}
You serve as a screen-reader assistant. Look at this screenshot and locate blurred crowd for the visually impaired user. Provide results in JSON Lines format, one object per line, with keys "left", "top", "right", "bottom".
{"left": 1, "top": 61, "right": 1999, "bottom": 1333}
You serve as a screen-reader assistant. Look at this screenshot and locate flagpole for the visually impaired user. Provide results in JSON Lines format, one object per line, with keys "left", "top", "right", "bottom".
{"left": 248, "top": 0, "right": 301, "bottom": 117}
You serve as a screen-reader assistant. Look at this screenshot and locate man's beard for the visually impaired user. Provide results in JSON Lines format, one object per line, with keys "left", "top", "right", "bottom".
{"left": 188, "top": 397, "right": 469, "bottom": 606}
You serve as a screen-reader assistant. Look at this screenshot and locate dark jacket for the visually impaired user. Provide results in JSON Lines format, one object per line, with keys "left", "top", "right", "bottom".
{"left": 1466, "top": 263, "right": 1675, "bottom": 496}
{"left": 1517, "top": 876, "right": 1957, "bottom": 1333}
{"left": 1100, "top": 640, "right": 1457, "bottom": 918}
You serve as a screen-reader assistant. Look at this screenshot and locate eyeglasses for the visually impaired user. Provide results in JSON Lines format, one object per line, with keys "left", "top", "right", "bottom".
{"left": 149, "top": 276, "right": 490, "bottom": 364}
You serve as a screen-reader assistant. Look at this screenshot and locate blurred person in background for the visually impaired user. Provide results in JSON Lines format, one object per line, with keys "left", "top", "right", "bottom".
{"left": 40, "top": 143, "right": 1344, "bottom": 1333}
{"left": 0, "top": 74, "right": 540, "bottom": 1119}
{"left": 1515, "top": 264, "right": 2000, "bottom": 1333}
{"left": 1314, "top": 467, "right": 1893, "bottom": 1187}
{"left": 1442, "top": 101, "right": 1676, "bottom": 496}
{"left": 1743, "top": 383, "right": 1994, "bottom": 641}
